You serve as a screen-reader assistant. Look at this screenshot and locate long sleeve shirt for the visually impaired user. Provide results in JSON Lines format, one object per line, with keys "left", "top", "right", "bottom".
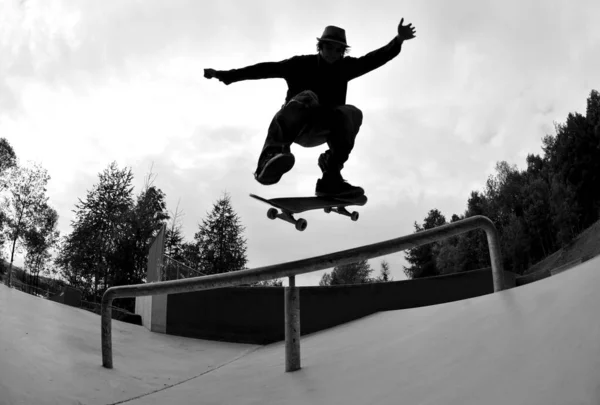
{"left": 219, "top": 37, "right": 403, "bottom": 108}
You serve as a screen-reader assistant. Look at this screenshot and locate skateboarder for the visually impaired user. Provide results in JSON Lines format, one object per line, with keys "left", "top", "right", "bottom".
{"left": 204, "top": 19, "right": 416, "bottom": 199}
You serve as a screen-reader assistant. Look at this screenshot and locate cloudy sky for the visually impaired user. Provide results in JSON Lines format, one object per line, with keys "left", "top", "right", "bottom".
{"left": 2, "top": 0, "right": 599, "bottom": 286}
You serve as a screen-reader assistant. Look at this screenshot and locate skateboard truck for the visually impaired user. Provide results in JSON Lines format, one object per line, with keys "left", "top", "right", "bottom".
{"left": 267, "top": 208, "right": 308, "bottom": 231}
{"left": 324, "top": 206, "right": 359, "bottom": 221}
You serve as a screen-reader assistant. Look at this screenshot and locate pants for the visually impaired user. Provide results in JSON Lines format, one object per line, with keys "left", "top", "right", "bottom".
{"left": 258, "top": 90, "right": 363, "bottom": 174}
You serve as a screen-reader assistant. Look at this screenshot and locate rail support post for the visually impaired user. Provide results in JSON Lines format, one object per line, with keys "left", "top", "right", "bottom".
{"left": 481, "top": 218, "right": 505, "bottom": 292}
{"left": 285, "top": 275, "right": 301, "bottom": 372}
{"left": 101, "top": 292, "right": 114, "bottom": 369}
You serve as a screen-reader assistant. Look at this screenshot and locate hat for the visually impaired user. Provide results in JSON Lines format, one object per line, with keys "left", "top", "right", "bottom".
{"left": 316, "top": 26, "right": 350, "bottom": 48}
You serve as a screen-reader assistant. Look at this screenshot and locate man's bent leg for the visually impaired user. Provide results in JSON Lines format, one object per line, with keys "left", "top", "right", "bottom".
{"left": 255, "top": 91, "right": 319, "bottom": 185}
{"left": 318, "top": 105, "right": 363, "bottom": 172}
{"left": 315, "top": 105, "right": 365, "bottom": 198}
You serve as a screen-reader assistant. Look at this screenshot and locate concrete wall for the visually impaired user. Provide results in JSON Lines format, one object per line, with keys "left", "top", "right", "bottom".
{"left": 166, "top": 268, "right": 515, "bottom": 345}
{"left": 135, "top": 296, "right": 153, "bottom": 329}
{"left": 48, "top": 286, "right": 82, "bottom": 307}
{"left": 150, "top": 294, "right": 168, "bottom": 333}
{"left": 135, "top": 224, "right": 166, "bottom": 332}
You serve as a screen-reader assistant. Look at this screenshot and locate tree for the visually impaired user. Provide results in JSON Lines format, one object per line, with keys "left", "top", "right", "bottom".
{"left": 253, "top": 278, "right": 284, "bottom": 287}
{"left": 435, "top": 235, "right": 463, "bottom": 275}
{"left": 403, "top": 209, "right": 447, "bottom": 279}
{"left": 422, "top": 88, "right": 600, "bottom": 276}
{"left": 115, "top": 169, "right": 169, "bottom": 285}
{"left": 481, "top": 161, "right": 527, "bottom": 229}
{"left": 441, "top": 161, "right": 541, "bottom": 275}
{"left": 178, "top": 241, "right": 201, "bottom": 271}
{"left": 522, "top": 156, "right": 555, "bottom": 258}
{"left": 23, "top": 205, "right": 59, "bottom": 289}
{"left": 0, "top": 138, "right": 17, "bottom": 184}
{"left": 1, "top": 163, "right": 51, "bottom": 287}
{"left": 56, "top": 162, "right": 169, "bottom": 304}
{"left": 319, "top": 260, "right": 373, "bottom": 286}
{"left": 376, "top": 260, "right": 392, "bottom": 282}
{"left": 541, "top": 92, "right": 600, "bottom": 232}
{"left": 56, "top": 162, "right": 135, "bottom": 299}
{"left": 586, "top": 89, "right": 600, "bottom": 126}
{"left": 194, "top": 192, "right": 247, "bottom": 275}
{"left": 549, "top": 178, "right": 580, "bottom": 246}
{"left": 500, "top": 213, "right": 532, "bottom": 274}
{"left": 0, "top": 139, "right": 18, "bottom": 257}
{"left": 55, "top": 225, "right": 96, "bottom": 295}
{"left": 165, "top": 199, "right": 185, "bottom": 260}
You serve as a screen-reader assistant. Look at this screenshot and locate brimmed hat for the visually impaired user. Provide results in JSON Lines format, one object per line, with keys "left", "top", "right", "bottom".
{"left": 316, "top": 26, "right": 350, "bottom": 48}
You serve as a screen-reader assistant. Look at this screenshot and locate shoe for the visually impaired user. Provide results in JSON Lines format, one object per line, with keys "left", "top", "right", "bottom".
{"left": 315, "top": 172, "right": 364, "bottom": 199}
{"left": 254, "top": 151, "right": 295, "bottom": 185}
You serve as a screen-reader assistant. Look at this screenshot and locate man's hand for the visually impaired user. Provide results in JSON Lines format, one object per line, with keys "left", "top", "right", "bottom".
{"left": 204, "top": 68, "right": 232, "bottom": 85}
{"left": 397, "top": 18, "right": 416, "bottom": 41}
{"left": 204, "top": 68, "right": 217, "bottom": 79}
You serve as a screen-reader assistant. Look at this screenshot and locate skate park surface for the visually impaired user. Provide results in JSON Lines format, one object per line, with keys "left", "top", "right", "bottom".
{"left": 1, "top": 256, "right": 599, "bottom": 405}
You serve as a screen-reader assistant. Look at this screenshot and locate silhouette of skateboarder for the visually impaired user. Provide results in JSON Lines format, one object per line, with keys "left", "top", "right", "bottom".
{"left": 205, "top": 19, "right": 416, "bottom": 200}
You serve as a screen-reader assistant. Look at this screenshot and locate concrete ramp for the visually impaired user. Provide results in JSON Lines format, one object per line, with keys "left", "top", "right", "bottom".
{"left": 1, "top": 256, "right": 599, "bottom": 404}
{"left": 0, "top": 285, "right": 259, "bottom": 405}
{"left": 129, "top": 256, "right": 600, "bottom": 405}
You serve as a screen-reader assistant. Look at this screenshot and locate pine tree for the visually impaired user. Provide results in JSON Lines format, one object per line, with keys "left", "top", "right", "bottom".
{"left": 119, "top": 170, "right": 169, "bottom": 285}
{"left": 377, "top": 260, "right": 392, "bottom": 282}
{"left": 403, "top": 209, "right": 446, "bottom": 279}
{"left": 319, "top": 260, "right": 373, "bottom": 286}
{"left": 194, "top": 192, "right": 247, "bottom": 275}
{"left": 165, "top": 200, "right": 185, "bottom": 260}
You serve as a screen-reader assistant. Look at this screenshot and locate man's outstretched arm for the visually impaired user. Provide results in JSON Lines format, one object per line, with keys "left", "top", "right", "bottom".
{"left": 204, "top": 59, "right": 295, "bottom": 85}
{"left": 344, "top": 18, "right": 417, "bottom": 81}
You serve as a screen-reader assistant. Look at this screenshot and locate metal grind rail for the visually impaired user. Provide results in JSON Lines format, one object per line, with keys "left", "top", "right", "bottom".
{"left": 101, "top": 215, "right": 505, "bottom": 370}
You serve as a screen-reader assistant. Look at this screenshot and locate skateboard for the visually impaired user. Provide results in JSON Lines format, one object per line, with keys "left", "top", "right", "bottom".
{"left": 250, "top": 193, "right": 368, "bottom": 231}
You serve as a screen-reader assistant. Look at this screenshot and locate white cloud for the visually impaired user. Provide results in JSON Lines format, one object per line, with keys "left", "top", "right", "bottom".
{"left": 2, "top": 0, "right": 600, "bottom": 285}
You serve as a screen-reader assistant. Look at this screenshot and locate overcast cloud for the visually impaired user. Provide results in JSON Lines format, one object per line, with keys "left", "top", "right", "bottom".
{"left": 2, "top": 0, "right": 599, "bottom": 285}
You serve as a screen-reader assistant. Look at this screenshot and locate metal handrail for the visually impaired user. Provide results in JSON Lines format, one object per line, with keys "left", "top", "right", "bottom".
{"left": 101, "top": 215, "right": 505, "bottom": 370}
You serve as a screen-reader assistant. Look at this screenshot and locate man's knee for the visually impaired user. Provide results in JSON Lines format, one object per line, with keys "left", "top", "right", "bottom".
{"left": 349, "top": 105, "right": 363, "bottom": 128}
{"left": 335, "top": 105, "right": 363, "bottom": 133}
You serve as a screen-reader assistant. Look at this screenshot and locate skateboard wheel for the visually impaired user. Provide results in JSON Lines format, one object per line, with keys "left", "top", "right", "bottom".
{"left": 296, "top": 218, "right": 308, "bottom": 231}
{"left": 267, "top": 208, "right": 278, "bottom": 220}
{"left": 324, "top": 207, "right": 332, "bottom": 213}
{"left": 351, "top": 212, "right": 359, "bottom": 221}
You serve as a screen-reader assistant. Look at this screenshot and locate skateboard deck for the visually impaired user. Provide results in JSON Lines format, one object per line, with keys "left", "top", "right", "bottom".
{"left": 250, "top": 193, "right": 367, "bottom": 231}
